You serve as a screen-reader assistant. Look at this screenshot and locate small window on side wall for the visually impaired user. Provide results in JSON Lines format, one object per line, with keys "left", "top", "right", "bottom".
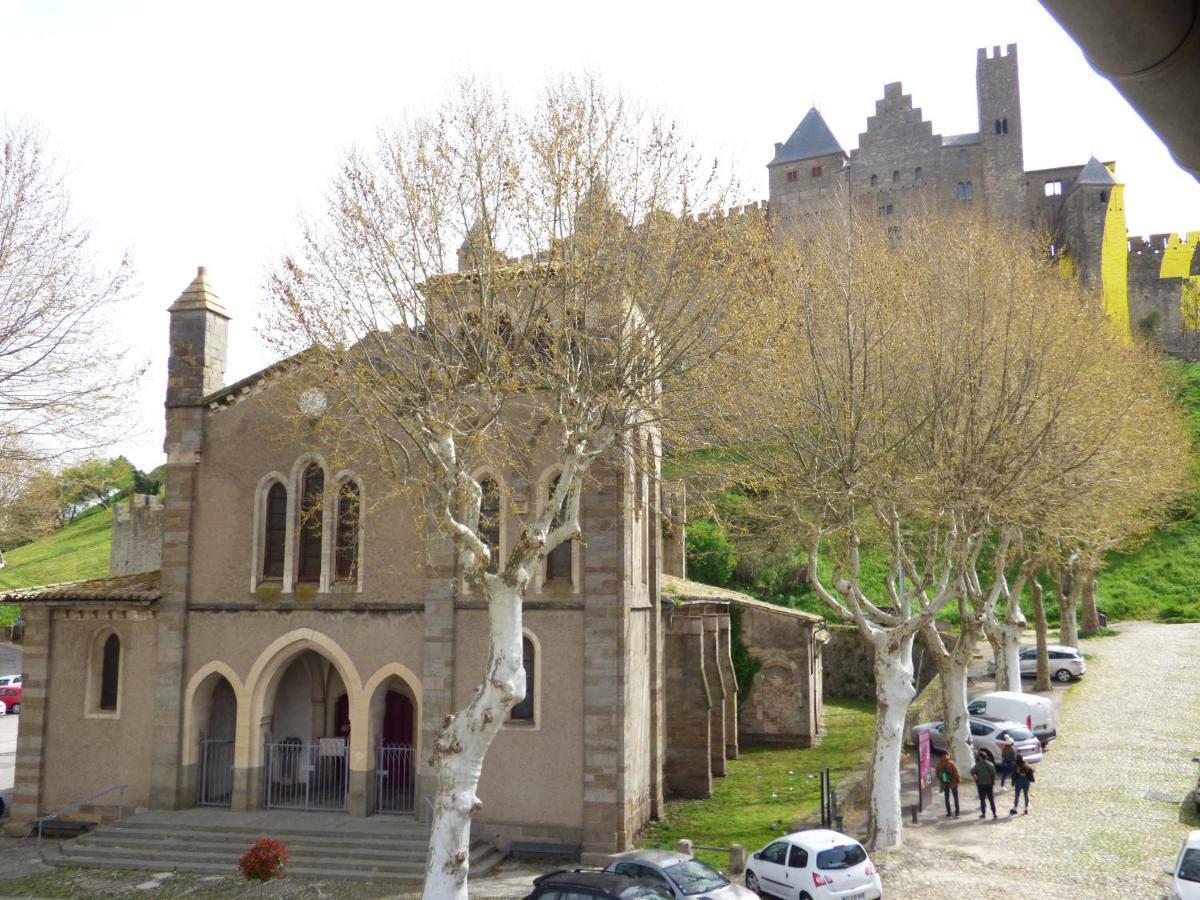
{"left": 100, "top": 634, "right": 120, "bottom": 711}
{"left": 810, "top": 165, "right": 822, "bottom": 178}
{"left": 511, "top": 636, "right": 535, "bottom": 722}
{"left": 786, "top": 169, "right": 798, "bottom": 182}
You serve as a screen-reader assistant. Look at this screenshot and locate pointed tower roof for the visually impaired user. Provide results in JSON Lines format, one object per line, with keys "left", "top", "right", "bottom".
{"left": 168, "top": 266, "right": 230, "bottom": 318}
{"left": 1075, "top": 156, "right": 1117, "bottom": 186}
{"left": 770, "top": 108, "right": 845, "bottom": 166}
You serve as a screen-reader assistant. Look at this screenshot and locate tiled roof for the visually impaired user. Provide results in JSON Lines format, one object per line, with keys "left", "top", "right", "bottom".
{"left": 770, "top": 108, "right": 845, "bottom": 166}
{"left": 662, "top": 574, "right": 824, "bottom": 622}
{"left": 2, "top": 572, "right": 161, "bottom": 605}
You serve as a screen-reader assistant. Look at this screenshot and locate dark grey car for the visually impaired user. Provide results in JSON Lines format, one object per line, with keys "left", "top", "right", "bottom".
{"left": 604, "top": 849, "right": 758, "bottom": 899}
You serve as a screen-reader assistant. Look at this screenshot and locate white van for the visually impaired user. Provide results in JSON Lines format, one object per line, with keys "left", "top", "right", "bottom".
{"left": 968, "top": 691, "right": 1056, "bottom": 747}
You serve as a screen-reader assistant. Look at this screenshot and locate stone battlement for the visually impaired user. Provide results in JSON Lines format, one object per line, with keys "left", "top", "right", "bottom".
{"left": 978, "top": 43, "right": 1017, "bottom": 61}
{"left": 1128, "top": 233, "right": 1200, "bottom": 256}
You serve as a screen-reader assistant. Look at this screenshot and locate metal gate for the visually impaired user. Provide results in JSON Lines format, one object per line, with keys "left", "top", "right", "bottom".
{"left": 375, "top": 744, "right": 416, "bottom": 814}
{"left": 199, "top": 737, "right": 234, "bottom": 807}
{"left": 264, "top": 738, "right": 348, "bottom": 811}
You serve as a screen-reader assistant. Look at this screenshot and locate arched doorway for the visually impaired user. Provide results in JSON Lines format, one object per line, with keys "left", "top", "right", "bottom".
{"left": 262, "top": 649, "right": 350, "bottom": 811}
{"left": 367, "top": 675, "right": 418, "bottom": 814}
{"left": 193, "top": 673, "right": 238, "bottom": 807}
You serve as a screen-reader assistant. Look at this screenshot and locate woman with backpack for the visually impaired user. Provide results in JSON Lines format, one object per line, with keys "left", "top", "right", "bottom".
{"left": 1011, "top": 754, "right": 1035, "bottom": 815}
{"left": 934, "top": 754, "right": 960, "bottom": 818}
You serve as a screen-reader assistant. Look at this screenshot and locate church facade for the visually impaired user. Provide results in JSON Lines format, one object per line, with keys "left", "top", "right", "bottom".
{"left": 7, "top": 267, "right": 672, "bottom": 858}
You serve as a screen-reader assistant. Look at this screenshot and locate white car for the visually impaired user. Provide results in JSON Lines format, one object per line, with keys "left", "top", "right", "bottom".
{"left": 911, "top": 717, "right": 1043, "bottom": 765}
{"left": 986, "top": 645, "right": 1086, "bottom": 683}
{"left": 968, "top": 691, "right": 1057, "bottom": 747}
{"left": 0, "top": 674, "right": 21, "bottom": 687}
{"left": 745, "top": 829, "right": 881, "bottom": 900}
{"left": 605, "top": 849, "right": 756, "bottom": 899}
{"left": 1171, "top": 829, "right": 1200, "bottom": 899}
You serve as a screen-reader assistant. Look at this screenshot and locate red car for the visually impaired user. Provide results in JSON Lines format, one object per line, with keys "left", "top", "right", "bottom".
{"left": 0, "top": 683, "right": 21, "bottom": 714}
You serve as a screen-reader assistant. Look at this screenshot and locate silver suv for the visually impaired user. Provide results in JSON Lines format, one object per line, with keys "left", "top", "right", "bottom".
{"left": 986, "top": 644, "right": 1086, "bottom": 683}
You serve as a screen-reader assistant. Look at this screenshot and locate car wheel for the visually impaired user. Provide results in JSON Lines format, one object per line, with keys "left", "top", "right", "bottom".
{"left": 799, "top": 893, "right": 813, "bottom": 900}
{"left": 745, "top": 869, "right": 760, "bottom": 894}
{"left": 10, "top": 703, "right": 18, "bottom": 714}
{"left": 1053, "top": 668, "right": 1072, "bottom": 683}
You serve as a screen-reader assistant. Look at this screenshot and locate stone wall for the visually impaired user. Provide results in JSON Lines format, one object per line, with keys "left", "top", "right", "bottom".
{"left": 822, "top": 624, "right": 937, "bottom": 700}
{"left": 109, "top": 495, "right": 163, "bottom": 577}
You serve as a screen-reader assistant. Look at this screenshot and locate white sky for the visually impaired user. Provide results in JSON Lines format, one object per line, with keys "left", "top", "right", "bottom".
{"left": 2, "top": 0, "right": 1198, "bottom": 470}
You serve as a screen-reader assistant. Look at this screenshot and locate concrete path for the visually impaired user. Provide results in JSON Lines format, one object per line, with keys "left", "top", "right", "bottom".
{"left": 877, "top": 621, "right": 1200, "bottom": 899}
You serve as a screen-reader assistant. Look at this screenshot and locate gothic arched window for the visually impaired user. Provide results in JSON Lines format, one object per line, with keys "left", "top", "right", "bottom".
{"left": 297, "top": 463, "right": 324, "bottom": 583}
{"left": 335, "top": 480, "right": 360, "bottom": 582}
{"left": 546, "top": 476, "right": 572, "bottom": 584}
{"left": 262, "top": 482, "right": 287, "bottom": 579}
{"left": 511, "top": 636, "right": 535, "bottom": 722}
{"left": 479, "top": 476, "right": 501, "bottom": 574}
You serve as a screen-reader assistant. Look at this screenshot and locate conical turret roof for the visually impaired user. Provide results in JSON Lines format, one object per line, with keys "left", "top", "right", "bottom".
{"left": 1075, "top": 156, "right": 1117, "bottom": 186}
{"left": 770, "top": 108, "right": 845, "bottom": 166}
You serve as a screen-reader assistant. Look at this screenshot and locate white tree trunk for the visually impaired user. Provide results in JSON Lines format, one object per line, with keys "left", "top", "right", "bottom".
{"left": 940, "top": 651, "right": 975, "bottom": 773}
{"left": 1059, "top": 593, "right": 1080, "bottom": 649}
{"left": 422, "top": 580, "right": 525, "bottom": 900}
{"left": 867, "top": 632, "right": 916, "bottom": 850}
{"left": 983, "top": 611, "right": 1024, "bottom": 694}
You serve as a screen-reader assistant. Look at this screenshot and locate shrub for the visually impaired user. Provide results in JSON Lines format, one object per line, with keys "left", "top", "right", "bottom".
{"left": 686, "top": 520, "right": 736, "bottom": 586}
{"left": 240, "top": 837, "right": 289, "bottom": 887}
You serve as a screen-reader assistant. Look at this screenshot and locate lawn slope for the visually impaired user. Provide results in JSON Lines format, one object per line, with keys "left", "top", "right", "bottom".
{"left": 0, "top": 505, "right": 114, "bottom": 592}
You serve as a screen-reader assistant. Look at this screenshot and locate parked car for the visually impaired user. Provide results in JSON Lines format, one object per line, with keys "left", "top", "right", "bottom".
{"left": 0, "top": 674, "right": 21, "bottom": 687}
{"left": 605, "top": 849, "right": 756, "bottom": 899}
{"left": 524, "top": 869, "right": 672, "bottom": 900}
{"left": 911, "top": 717, "right": 1042, "bottom": 764}
{"left": 986, "top": 644, "right": 1086, "bottom": 683}
{"left": 968, "top": 690, "right": 1056, "bottom": 747}
{"left": 0, "top": 682, "right": 20, "bottom": 714}
{"left": 744, "top": 829, "right": 881, "bottom": 900}
{"left": 1170, "top": 829, "right": 1200, "bottom": 899}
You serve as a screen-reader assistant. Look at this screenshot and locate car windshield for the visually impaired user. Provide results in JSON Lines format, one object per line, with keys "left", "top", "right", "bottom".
{"left": 1179, "top": 848, "right": 1200, "bottom": 883}
{"left": 815, "top": 844, "right": 867, "bottom": 870}
{"left": 1002, "top": 727, "right": 1034, "bottom": 741}
{"left": 664, "top": 859, "right": 728, "bottom": 894}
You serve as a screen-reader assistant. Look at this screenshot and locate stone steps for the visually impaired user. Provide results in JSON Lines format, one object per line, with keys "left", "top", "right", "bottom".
{"left": 41, "top": 815, "right": 505, "bottom": 883}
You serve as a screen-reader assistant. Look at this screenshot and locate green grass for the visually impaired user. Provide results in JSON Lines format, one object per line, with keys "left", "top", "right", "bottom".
{"left": 0, "top": 505, "right": 114, "bottom": 593}
{"left": 643, "top": 699, "right": 876, "bottom": 868}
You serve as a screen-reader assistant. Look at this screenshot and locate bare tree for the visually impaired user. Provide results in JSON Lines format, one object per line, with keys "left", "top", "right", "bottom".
{"left": 697, "top": 207, "right": 1182, "bottom": 846}
{"left": 0, "top": 125, "right": 140, "bottom": 462}
{"left": 263, "top": 80, "right": 766, "bottom": 898}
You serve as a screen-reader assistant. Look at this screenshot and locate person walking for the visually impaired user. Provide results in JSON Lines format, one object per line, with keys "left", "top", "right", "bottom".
{"left": 1010, "top": 755, "right": 1035, "bottom": 815}
{"left": 998, "top": 736, "right": 1017, "bottom": 788}
{"left": 935, "top": 755, "right": 961, "bottom": 818}
{"left": 970, "top": 750, "right": 997, "bottom": 819}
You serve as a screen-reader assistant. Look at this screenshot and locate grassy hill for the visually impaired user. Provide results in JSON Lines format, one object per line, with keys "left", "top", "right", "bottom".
{"left": 0, "top": 505, "right": 114, "bottom": 620}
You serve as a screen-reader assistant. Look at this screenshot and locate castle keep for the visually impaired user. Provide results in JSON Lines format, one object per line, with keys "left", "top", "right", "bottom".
{"left": 768, "top": 44, "right": 1200, "bottom": 355}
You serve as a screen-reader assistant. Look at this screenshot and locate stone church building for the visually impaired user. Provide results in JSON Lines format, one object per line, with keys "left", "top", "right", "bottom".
{"left": 4, "top": 264, "right": 826, "bottom": 859}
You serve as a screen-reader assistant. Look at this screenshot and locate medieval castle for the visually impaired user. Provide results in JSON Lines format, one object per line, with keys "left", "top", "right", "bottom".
{"left": 766, "top": 44, "right": 1200, "bottom": 356}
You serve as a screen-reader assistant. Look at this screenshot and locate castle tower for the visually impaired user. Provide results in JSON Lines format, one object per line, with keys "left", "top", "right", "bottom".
{"left": 976, "top": 44, "right": 1025, "bottom": 222}
{"left": 768, "top": 108, "right": 849, "bottom": 223}
{"left": 1061, "top": 157, "right": 1130, "bottom": 336}
{"left": 153, "top": 267, "right": 231, "bottom": 807}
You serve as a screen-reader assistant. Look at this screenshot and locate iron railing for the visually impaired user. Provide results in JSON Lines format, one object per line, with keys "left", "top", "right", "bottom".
{"left": 34, "top": 783, "right": 127, "bottom": 853}
{"left": 198, "top": 737, "right": 234, "bottom": 807}
{"left": 263, "top": 738, "right": 348, "bottom": 811}
{"left": 375, "top": 745, "right": 415, "bottom": 814}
